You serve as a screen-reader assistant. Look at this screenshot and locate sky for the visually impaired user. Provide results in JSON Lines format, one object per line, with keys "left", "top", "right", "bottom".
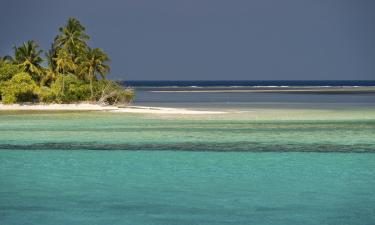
{"left": 1, "top": 0, "right": 374, "bottom": 80}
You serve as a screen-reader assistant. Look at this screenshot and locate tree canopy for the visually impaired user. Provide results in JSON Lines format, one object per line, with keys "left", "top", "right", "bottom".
{"left": 0, "top": 17, "right": 133, "bottom": 105}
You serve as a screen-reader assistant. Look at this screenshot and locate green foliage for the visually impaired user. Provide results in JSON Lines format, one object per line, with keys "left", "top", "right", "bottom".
{"left": 51, "top": 74, "right": 91, "bottom": 102}
{"left": 54, "top": 48, "right": 77, "bottom": 74}
{"left": 13, "top": 40, "right": 44, "bottom": 82}
{"left": 54, "top": 17, "right": 89, "bottom": 59}
{"left": 0, "top": 55, "right": 13, "bottom": 64}
{"left": 78, "top": 48, "right": 110, "bottom": 80}
{"left": 1, "top": 72, "right": 39, "bottom": 104}
{"left": 77, "top": 47, "right": 110, "bottom": 98}
{"left": 0, "top": 17, "right": 133, "bottom": 105}
{"left": 38, "top": 86, "right": 56, "bottom": 103}
{"left": 0, "top": 62, "right": 21, "bottom": 81}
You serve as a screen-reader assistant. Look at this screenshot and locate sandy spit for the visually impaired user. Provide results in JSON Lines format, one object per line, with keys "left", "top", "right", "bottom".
{"left": 0, "top": 103, "right": 225, "bottom": 115}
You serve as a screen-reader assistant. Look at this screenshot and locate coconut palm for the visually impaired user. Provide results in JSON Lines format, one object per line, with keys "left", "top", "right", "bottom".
{"left": 41, "top": 44, "right": 58, "bottom": 86}
{"left": 0, "top": 55, "right": 14, "bottom": 64}
{"left": 13, "top": 40, "right": 43, "bottom": 82}
{"left": 78, "top": 48, "right": 110, "bottom": 99}
{"left": 54, "top": 17, "right": 89, "bottom": 58}
{"left": 46, "top": 43, "right": 58, "bottom": 71}
{"left": 54, "top": 49, "right": 77, "bottom": 95}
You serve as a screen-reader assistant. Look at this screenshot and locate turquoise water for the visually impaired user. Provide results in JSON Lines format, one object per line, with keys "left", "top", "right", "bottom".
{"left": 1, "top": 151, "right": 375, "bottom": 225}
{"left": 1, "top": 110, "right": 375, "bottom": 152}
{"left": 1, "top": 109, "right": 375, "bottom": 224}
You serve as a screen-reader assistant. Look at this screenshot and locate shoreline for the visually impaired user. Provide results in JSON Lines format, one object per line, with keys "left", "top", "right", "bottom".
{"left": 0, "top": 103, "right": 226, "bottom": 115}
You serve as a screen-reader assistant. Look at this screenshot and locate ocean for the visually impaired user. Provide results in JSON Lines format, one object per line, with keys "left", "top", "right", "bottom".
{"left": 1, "top": 80, "right": 375, "bottom": 225}
{"left": 123, "top": 80, "right": 375, "bottom": 87}
{"left": 127, "top": 80, "right": 375, "bottom": 109}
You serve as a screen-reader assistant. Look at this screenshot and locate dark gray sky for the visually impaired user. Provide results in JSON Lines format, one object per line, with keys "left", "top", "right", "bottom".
{"left": 1, "top": 0, "right": 374, "bottom": 80}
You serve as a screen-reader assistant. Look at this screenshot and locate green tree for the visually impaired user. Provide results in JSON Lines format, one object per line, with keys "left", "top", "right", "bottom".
{"left": 0, "top": 17, "right": 133, "bottom": 105}
{"left": 13, "top": 40, "right": 44, "bottom": 83}
{"left": 0, "top": 62, "right": 21, "bottom": 82}
{"left": 42, "top": 43, "right": 59, "bottom": 86}
{"left": 50, "top": 74, "right": 91, "bottom": 102}
{"left": 1, "top": 72, "right": 39, "bottom": 103}
{"left": 54, "top": 17, "right": 89, "bottom": 59}
{"left": 0, "top": 55, "right": 13, "bottom": 64}
{"left": 54, "top": 49, "right": 77, "bottom": 95}
{"left": 78, "top": 48, "right": 110, "bottom": 99}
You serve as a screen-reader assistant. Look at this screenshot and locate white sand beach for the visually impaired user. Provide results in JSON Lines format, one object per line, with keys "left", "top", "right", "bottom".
{"left": 0, "top": 103, "right": 226, "bottom": 115}
{"left": 114, "top": 106, "right": 226, "bottom": 114}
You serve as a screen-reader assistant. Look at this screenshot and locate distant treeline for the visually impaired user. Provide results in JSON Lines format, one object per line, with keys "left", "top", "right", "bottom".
{"left": 0, "top": 17, "right": 133, "bottom": 104}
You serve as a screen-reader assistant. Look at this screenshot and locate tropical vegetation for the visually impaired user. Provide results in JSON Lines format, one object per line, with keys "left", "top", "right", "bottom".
{"left": 0, "top": 18, "right": 134, "bottom": 104}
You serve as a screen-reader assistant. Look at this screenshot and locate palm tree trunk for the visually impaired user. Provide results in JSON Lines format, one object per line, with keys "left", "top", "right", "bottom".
{"left": 90, "top": 73, "right": 94, "bottom": 100}
{"left": 61, "top": 75, "right": 65, "bottom": 96}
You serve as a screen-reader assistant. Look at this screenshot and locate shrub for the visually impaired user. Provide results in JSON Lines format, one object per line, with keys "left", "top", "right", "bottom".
{"left": 0, "top": 63, "right": 21, "bottom": 82}
{"left": 97, "top": 80, "right": 134, "bottom": 105}
{"left": 68, "top": 82, "right": 91, "bottom": 101}
{"left": 0, "top": 81, "right": 5, "bottom": 101}
{"left": 1, "top": 72, "right": 39, "bottom": 104}
{"left": 50, "top": 74, "right": 91, "bottom": 103}
{"left": 38, "top": 86, "right": 57, "bottom": 103}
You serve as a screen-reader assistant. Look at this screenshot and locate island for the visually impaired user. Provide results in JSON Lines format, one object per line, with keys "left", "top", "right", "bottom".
{"left": 0, "top": 18, "right": 224, "bottom": 115}
{"left": 0, "top": 18, "right": 133, "bottom": 106}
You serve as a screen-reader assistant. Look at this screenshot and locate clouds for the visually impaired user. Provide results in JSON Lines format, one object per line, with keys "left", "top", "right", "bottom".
{"left": 1, "top": 0, "right": 374, "bottom": 80}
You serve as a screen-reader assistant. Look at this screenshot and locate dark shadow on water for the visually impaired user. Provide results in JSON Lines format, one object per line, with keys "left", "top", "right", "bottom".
{"left": 0, "top": 142, "right": 374, "bottom": 153}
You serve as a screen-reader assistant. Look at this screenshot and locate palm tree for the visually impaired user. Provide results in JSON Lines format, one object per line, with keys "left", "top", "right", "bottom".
{"left": 13, "top": 40, "right": 43, "bottom": 82}
{"left": 46, "top": 43, "right": 58, "bottom": 71}
{"left": 0, "top": 55, "right": 14, "bottom": 64}
{"left": 41, "top": 44, "right": 58, "bottom": 86}
{"left": 54, "top": 17, "right": 89, "bottom": 58}
{"left": 54, "top": 49, "right": 77, "bottom": 95}
{"left": 78, "top": 48, "right": 110, "bottom": 99}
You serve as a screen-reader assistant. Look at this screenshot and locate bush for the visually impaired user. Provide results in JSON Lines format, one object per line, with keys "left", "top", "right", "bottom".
{"left": 96, "top": 80, "right": 134, "bottom": 105}
{"left": 38, "top": 86, "right": 56, "bottom": 103}
{"left": 1, "top": 72, "right": 39, "bottom": 104}
{"left": 50, "top": 74, "right": 91, "bottom": 103}
{"left": 1, "top": 91, "right": 17, "bottom": 103}
{"left": 0, "top": 81, "right": 5, "bottom": 101}
{"left": 0, "top": 67, "right": 134, "bottom": 105}
{"left": 0, "top": 63, "right": 21, "bottom": 82}
{"left": 68, "top": 82, "right": 91, "bottom": 101}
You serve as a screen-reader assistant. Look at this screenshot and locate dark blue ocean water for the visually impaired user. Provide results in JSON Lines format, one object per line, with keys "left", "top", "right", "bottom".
{"left": 121, "top": 80, "right": 375, "bottom": 108}
{"left": 122, "top": 80, "right": 375, "bottom": 87}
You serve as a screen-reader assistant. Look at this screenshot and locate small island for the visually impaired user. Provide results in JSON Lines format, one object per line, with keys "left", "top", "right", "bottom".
{"left": 0, "top": 17, "right": 224, "bottom": 115}
{"left": 0, "top": 17, "right": 134, "bottom": 106}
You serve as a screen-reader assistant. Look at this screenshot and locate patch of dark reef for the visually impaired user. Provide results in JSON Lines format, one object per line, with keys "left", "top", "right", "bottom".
{"left": 0, "top": 142, "right": 374, "bottom": 153}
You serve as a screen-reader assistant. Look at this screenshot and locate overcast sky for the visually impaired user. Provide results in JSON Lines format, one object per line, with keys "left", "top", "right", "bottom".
{"left": 1, "top": 0, "right": 374, "bottom": 80}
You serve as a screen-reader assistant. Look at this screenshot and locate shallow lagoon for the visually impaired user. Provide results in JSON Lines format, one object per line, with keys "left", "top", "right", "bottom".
{"left": 0, "top": 109, "right": 374, "bottom": 152}
{"left": 1, "top": 150, "right": 375, "bottom": 225}
{"left": 0, "top": 109, "right": 375, "bottom": 225}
